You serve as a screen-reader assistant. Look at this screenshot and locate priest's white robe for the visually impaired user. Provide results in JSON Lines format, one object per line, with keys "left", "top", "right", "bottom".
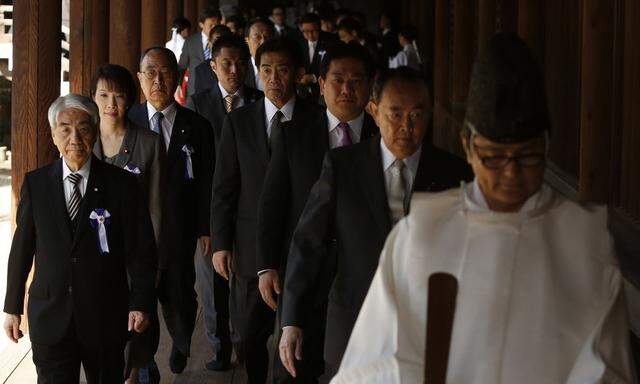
{"left": 331, "top": 182, "right": 635, "bottom": 384}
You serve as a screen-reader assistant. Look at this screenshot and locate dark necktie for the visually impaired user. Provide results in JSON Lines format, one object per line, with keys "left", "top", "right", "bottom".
{"left": 67, "top": 172, "right": 83, "bottom": 223}
{"left": 337, "top": 122, "right": 353, "bottom": 146}
{"left": 151, "top": 111, "right": 166, "bottom": 151}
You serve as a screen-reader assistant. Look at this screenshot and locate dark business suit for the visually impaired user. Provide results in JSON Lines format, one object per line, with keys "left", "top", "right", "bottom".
{"left": 128, "top": 103, "right": 215, "bottom": 357}
{"left": 211, "top": 97, "right": 319, "bottom": 384}
{"left": 93, "top": 124, "right": 164, "bottom": 374}
{"left": 257, "top": 109, "right": 378, "bottom": 383}
{"left": 179, "top": 32, "right": 206, "bottom": 97}
{"left": 4, "top": 157, "right": 156, "bottom": 383}
{"left": 245, "top": 60, "right": 259, "bottom": 90}
{"left": 282, "top": 136, "right": 473, "bottom": 381}
{"left": 187, "top": 83, "right": 263, "bottom": 149}
{"left": 193, "top": 59, "right": 218, "bottom": 95}
{"left": 299, "top": 33, "right": 337, "bottom": 102}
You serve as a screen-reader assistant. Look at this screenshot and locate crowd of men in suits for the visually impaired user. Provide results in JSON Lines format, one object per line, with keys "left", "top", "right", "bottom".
{"left": 2, "top": 4, "right": 467, "bottom": 384}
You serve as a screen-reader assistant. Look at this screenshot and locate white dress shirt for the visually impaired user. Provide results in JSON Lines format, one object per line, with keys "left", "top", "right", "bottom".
{"left": 165, "top": 32, "right": 186, "bottom": 60}
{"left": 380, "top": 138, "right": 421, "bottom": 194}
{"left": 308, "top": 40, "right": 317, "bottom": 62}
{"left": 327, "top": 110, "right": 364, "bottom": 149}
{"left": 62, "top": 156, "right": 91, "bottom": 203}
{"left": 264, "top": 96, "right": 295, "bottom": 138}
{"left": 147, "top": 102, "right": 178, "bottom": 148}
{"left": 251, "top": 56, "right": 263, "bottom": 90}
{"left": 388, "top": 44, "right": 421, "bottom": 71}
{"left": 218, "top": 82, "right": 245, "bottom": 110}
{"left": 201, "top": 31, "right": 209, "bottom": 52}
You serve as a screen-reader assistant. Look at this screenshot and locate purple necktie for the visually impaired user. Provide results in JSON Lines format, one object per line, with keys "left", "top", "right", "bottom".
{"left": 337, "top": 122, "right": 353, "bottom": 146}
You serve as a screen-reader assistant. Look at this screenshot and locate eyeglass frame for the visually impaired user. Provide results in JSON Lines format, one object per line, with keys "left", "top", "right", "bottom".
{"left": 465, "top": 121, "right": 548, "bottom": 170}
{"left": 139, "top": 68, "right": 176, "bottom": 80}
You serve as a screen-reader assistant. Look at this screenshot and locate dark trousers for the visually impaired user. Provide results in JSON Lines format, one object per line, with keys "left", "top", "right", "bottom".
{"left": 230, "top": 274, "right": 275, "bottom": 384}
{"left": 31, "top": 319, "right": 125, "bottom": 384}
{"left": 157, "top": 250, "right": 198, "bottom": 356}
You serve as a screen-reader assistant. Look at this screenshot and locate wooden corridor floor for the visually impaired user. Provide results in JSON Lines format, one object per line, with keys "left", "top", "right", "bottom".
{"left": 2, "top": 304, "right": 261, "bottom": 383}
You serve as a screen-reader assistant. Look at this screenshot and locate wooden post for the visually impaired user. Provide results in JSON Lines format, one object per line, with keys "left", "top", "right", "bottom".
{"left": 11, "top": 0, "right": 61, "bottom": 214}
{"left": 166, "top": 0, "right": 183, "bottom": 41}
{"left": 478, "top": 0, "right": 496, "bottom": 53}
{"left": 110, "top": 0, "right": 141, "bottom": 76}
{"left": 451, "top": 0, "right": 473, "bottom": 113}
{"left": 579, "top": 0, "right": 615, "bottom": 203}
{"left": 518, "top": 0, "right": 545, "bottom": 66}
{"left": 497, "top": 0, "right": 518, "bottom": 33}
{"left": 184, "top": 0, "right": 198, "bottom": 29}
{"left": 197, "top": 0, "right": 210, "bottom": 14}
{"left": 141, "top": 0, "right": 167, "bottom": 52}
{"left": 432, "top": 0, "right": 450, "bottom": 150}
{"left": 69, "top": 0, "right": 109, "bottom": 96}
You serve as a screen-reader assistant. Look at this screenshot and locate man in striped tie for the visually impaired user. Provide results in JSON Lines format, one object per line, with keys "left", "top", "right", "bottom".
{"left": 3, "top": 94, "right": 157, "bottom": 383}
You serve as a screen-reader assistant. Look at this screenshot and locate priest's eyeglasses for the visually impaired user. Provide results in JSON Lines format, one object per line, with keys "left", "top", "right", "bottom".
{"left": 471, "top": 142, "right": 545, "bottom": 170}
{"left": 140, "top": 68, "right": 174, "bottom": 79}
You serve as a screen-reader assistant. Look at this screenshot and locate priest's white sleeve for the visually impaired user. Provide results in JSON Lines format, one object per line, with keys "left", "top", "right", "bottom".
{"left": 331, "top": 222, "right": 416, "bottom": 384}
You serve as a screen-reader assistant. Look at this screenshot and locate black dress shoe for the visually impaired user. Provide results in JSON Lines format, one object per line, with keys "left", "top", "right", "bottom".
{"left": 169, "top": 345, "right": 188, "bottom": 374}
{"left": 206, "top": 357, "right": 231, "bottom": 371}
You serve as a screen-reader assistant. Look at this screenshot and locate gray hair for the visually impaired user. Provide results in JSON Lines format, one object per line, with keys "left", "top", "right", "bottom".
{"left": 47, "top": 93, "right": 100, "bottom": 129}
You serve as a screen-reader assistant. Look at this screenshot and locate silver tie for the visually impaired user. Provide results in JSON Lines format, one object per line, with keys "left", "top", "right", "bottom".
{"left": 388, "top": 159, "right": 406, "bottom": 224}
{"left": 67, "top": 173, "right": 83, "bottom": 222}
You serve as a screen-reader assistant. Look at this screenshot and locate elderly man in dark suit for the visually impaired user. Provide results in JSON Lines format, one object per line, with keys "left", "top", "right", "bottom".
{"left": 129, "top": 46, "right": 215, "bottom": 374}
{"left": 244, "top": 18, "right": 275, "bottom": 91}
{"left": 211, "top": 37, "right": 319, "bottom": 384}
{"left": 279, "top": 68, "right": 474, "bottom": 382}
{"left": 256, "top": 42, "right": 378, "bottom": 383}
{"left": 187, "top": 34, "right": 262, "bottom": 372}
{"left": 179, "top": 7, "right": 221, "bottom": 97}
{"left": 3, "top": 94, "right": 156, "bottom": 383}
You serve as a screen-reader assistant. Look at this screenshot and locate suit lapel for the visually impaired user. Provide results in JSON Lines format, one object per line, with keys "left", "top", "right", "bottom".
{"left": 168, "top": 105, "right": 192, "bottom": 165}
{"left": 251, "top": 100, "right": 270, "bottom": 162}
{"left": 209, "top": 86, "right": 226, "bottom": 121}
{"left": 115, "top": 127, "right": 135, "bottom": 168}
{"left": 48, "top": 160, "right": 73, "bottom": 246}
{"left": 309, "top": 110, "right": 329, "bottom": 160}
{"left": 127, "top": 103, "right": 150, "bottom": 130}
{"left": 361, "top": 114, "right": 379, "bottom": 140}
{"left": 357, "top": 138, "right": 392, "bottom": 234}
{"left": 411, "top": 144, "right": 441, "bottom": 193}
{"left": 72, "top": 157, "right": 105, "bottom": 249}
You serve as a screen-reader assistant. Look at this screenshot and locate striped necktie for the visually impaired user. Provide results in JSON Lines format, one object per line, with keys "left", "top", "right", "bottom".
{"left": 67, "top": 172, "right": 83, "bottom": 222}
{"left": 388, "top": 159, "right": 406, "bottom": 224}
{"left": 224, "top": 94, "right": 236, "bottom": 113}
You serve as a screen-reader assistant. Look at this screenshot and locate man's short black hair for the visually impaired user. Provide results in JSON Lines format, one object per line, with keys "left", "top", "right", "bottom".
{"left": 226, "top": 15, "right": 246, "bottom": 30}
{"left": 299, "top": 13, "right": 321, "bottom": 28}
{"left": 272, "top": 4, "right": 285, "bottom": 13}
{"left": 172, "top": 17, "right": 191, "bottom": 34}
{"left": 319, "top": 42, "right": 375, "bottom": 79}
{"left": 211, "top": 34, "right": 250, "bottom": 61}
{"left": 398, "top": 25, "right": 417, "bottom": 41}
{"left": 336, "top": 17, "right": 361, "bottom": 35}
{"left": 255, "top": 37, "right": 304, "bottom": 70}
{"left": 372, "top": 66, "right": 430, "bottom": 103}
{"left": 209, "top": 24, "right": 232, "bottom": 41}
{"left": 199, "top": 6, "right": 221, "bottom": 23}
{"left": 246, "top": 17, "right": 275, "bottom": 37}
{"left": 140, "top": 46, "right": 179, "bottom": 75}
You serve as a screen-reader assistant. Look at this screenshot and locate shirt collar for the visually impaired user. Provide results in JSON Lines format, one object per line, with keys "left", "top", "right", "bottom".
{"left": 146, "top": 102, "right": 177, "bottom": 127}
{"left": 62, "top": 155, "right": 92, "bottom": 181}
{"left": 218, "top": 82, "right": 243, "bottom": 99}
{"left": 380, "top": 137, "right": 421, "bottom": 176}
{"left": 265, "top": 96, "right": 296, "bottom": 123}
{"left": 308, "top": 40, "right": 318, "bottom": 48}
{"left": 201, "top": 31, "right": 209, "bottom": 47}
{"left": 251, "top": 56, "right": 259, "bottom": 74}
{"left": 327, "top": 109, "right": 365, "bottom": 133}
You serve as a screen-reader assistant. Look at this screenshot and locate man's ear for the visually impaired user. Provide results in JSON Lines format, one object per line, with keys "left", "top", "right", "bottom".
{"left": 318, "top": 76, "right": 325, "bottom": 95}
{"left": 199, "top": 22, "right": 205, "bottom": 31}
{"left": 210, "top": 59, "right": 217, "bottom": 74}
{"left": 369, "top": 101, "right": 380, "bottom": 123}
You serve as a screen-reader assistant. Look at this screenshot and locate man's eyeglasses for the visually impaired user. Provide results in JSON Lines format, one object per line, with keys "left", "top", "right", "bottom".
{"left": 140, "top": 68, "right": 174, "bottom": 80}
{"left": 471, "top": 141, "right": 545, "bottom": 170}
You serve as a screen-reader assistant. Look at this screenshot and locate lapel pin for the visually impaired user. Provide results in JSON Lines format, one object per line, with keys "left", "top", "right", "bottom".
{"left": 181, "top": 129, "right": 185, "bottom": 134}
{"left": 94, "top": 187, "right": 99, "bottom": 192}
{"left": 123, "top": 148, "right": 129, "bottom": 154}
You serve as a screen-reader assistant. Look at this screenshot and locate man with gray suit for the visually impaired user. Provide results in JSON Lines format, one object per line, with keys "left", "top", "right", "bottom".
{"left": 179, "top": 7, "right": 221, "bottom": 97}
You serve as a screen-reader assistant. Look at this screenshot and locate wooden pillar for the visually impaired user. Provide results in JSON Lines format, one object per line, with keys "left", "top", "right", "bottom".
{"left": 110, "top": 0, "right": 141, "bottom": 75}
{"left": 578, "top": 0, "right": 615, "bottom": 203}
{"left": 497, "top": 0, "right": 518, "bottom": 33}
{"left": 451, "top": 0, "right": 473, "bottom": 114}
{"left": 11, "top": 0, "right": 61, "bottom": 215}
{"left": 141, "top": 0, "right": 167, "bottom": 51}
{"left": 166, "top": 0, "right": 183, "bottom": 41}
{"left": 197, "top": 0, "right": 210, "bottom": 13}
{"left": 478, "top": 0, "right": 496, "bottom": 53}
{"left": 518, "top": 0, "right": 545, "bottom": 65}
{"left": 70, "top": 0, "right": 110, "bottom": 96}
{"left": 432, "top": 0, "right": 450, "bottom": 150}
{"left": 184, "top": 0, "right": 198, "bottom": 29}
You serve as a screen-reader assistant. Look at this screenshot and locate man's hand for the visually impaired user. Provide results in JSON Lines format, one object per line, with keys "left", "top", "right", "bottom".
{"left": 199, "top": 236, "right": 212, "bottom": 257}
{"left": 213, "top": 250, "right": 233, "bottom": 280}
{"left": 128, "top": 311, "right": 149, "bottom": 333}
{"left": 258, "top": 270, "right": 281, "bottom": 311}
{"left": 279, "top": 326, "right": 304, "bottom": 378}
{"left": 3, "top": 314, "right": 23, "bottom": 343}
